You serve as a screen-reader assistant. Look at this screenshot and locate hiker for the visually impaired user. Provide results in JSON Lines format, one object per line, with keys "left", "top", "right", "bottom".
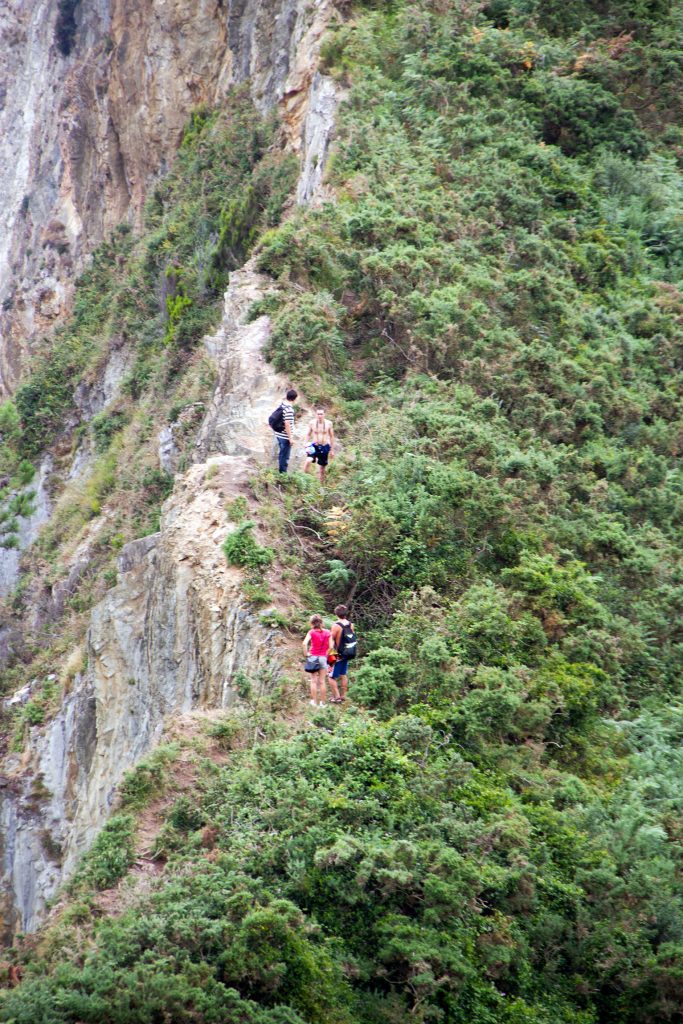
{"left": 328, "top": 604, "right": 357, "bottom": 701}
{"left": 303, "top": 614, "right": 332, "bottom": 707}
{"left": 269, "top": 388, "right": 297, "bottom": 473}
{"left": 303, "top": 406, "right": 334, "bottom": 483}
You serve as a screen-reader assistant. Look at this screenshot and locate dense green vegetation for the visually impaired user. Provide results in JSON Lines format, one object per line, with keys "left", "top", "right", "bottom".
{"left": 2, "top": 0, "right": 683, "bottom": 1022}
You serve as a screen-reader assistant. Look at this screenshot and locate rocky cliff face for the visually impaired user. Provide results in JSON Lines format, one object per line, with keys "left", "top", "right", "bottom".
{"left": 0, "top": 456, "right": 53, "bottom": 600}
{"left": 0, "top": 0, "right": 335, "bottom": 393}
{"left": 0, "top": 261, "right": 298, "bottom": 939}
{"left": 0, "top": 0, "right": 337, "bottom": 939}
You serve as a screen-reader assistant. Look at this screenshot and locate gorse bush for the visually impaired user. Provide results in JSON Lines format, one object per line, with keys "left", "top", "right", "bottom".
{"left": 223, "top": 521, "right": 275, "bottom": 571}
{"left": 4, "top": 705, "right": 682, "bottom": 1023}
{"left": 257, "top": 0, "right": 681, "bottom": 1017}
{"left": 264, "top": 292, "right": 346, "bottom": 375}
{"left": 257, "top": 3, "right": 683, "bottom": 699}
{"left": 118, "top": 744, "right": 179, "bottom": 810}
{"left": 69, "top": 814, "right": 136, "bottom": 892}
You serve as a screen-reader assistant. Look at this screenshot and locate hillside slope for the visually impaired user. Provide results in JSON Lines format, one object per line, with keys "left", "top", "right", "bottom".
{"left": 0, "top": 1, "right": 682, "bottom": 1022}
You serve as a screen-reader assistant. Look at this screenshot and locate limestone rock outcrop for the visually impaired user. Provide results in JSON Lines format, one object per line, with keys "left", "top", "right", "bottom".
{"left": 0, "top": 257, "right": 302, "bottom": 938}
{"left": 0, "top": 0, "right": 338, "bottom": 943}
{"left": 0, "top": 0, "right": 335, "bottom": 392}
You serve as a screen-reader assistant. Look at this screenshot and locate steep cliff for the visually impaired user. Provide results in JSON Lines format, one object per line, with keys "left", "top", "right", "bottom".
{"left": 0, "top": 262, "right": 300, "bottom": 938}
{"left": 0, "top": 0, "right": 337, "bottom": 939}
{"left": 0, "top": 0, "right": 335, "bottom": 393}
{"left": 1, "top": 2, "right": 682, "bottom": 1021}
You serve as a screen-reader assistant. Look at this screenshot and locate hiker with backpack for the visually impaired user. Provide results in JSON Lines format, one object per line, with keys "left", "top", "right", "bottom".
{"left": 303, "top": 614, "right": 332, "bottom": 707}
{"left": 328, "top": 604, "right": 357, "bottom": 702}
{"left": 268, "top": 388, "right": 297, "bottom": 473}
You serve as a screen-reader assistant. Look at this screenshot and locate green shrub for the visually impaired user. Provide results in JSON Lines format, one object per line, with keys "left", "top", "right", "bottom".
{"left": 72, "top": 814, "right": 136, "bottom": 891}
{"left": 167, "top": 795, "right": 205, "bottom": 834}
{"left": 259, "top": 609, "right": 289, "bottom": 629}
{"left": 0, "top": 488, "right": 36, "bottom": 548}
{"left": 90, "top": 410, "right": 128, "bottom": 454}
{"left": 265, "top": 292, "right": 346, "bottom": 375}
{"left": 22, "top": 702, "right": 45, "bottom": 727}
{"left": 223, "top": 521, "right": 274, "bottom": 570}
{"left": 14, "top": 460, "right": 35, "bottom": 486}
{"left": 320, "top": 558, "right": 353, "bottom": 596}
{"left": 523, "top": 75, "right": 648, "bottom": 158}
{"left": 118, "top": 744, "right": 179, "bottom": 810}
{"left": 243, "top": 581, "right": 272, "bottom": 605}
{"left": 226, "top": 495, "right": 249, "bottom": 522}
{"left": 352, "top": 648, "right": 403, "bottom": 716}
{"left": 208, "top": 715, "right": 244, "bottom": 750}
{"left": 0, "top": 400, "right": 20, "bottom": 441}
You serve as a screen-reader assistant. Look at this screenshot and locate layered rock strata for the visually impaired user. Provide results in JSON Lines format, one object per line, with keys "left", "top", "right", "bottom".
{"left": 0, "top": 0, "right": 335, "bottom": 392}
{"left": 0, "top": 261, "right": 297, "bottom": 939}
{"left": 0, "top": 0, "right": 338, "bottom": 938}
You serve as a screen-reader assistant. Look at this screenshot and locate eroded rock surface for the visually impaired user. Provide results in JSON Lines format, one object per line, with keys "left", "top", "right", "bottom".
{"left": 0, "top": 260, "right": 300, "bottom": 938}
{"left": 0, "top": 0, "right": 335, "bottom": 392}
{"left": 0, "top": 0, "right": 337, "bottom": 942}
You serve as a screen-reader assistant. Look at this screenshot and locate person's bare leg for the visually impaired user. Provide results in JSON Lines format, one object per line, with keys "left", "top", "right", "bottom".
{"left": 339, "top": 674, "right": 348, "bottom": 699}
{"left": 309, "top": 672, "right": 317, "bottom": 704}
{"left": 318, "top": 669, "right": 327, "bottom": 705}
{"left": 328, "top": 670, "right": 340, "bottom": 701}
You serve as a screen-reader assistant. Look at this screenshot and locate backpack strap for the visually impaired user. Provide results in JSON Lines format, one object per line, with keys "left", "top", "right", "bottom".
{"left": 335, "top": 620, "right": 355, "bottom": 652}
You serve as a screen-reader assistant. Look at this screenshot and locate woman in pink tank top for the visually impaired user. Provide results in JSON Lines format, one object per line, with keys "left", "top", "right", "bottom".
{"left": 303, "top": 614, "right": 331, "bottom": 706}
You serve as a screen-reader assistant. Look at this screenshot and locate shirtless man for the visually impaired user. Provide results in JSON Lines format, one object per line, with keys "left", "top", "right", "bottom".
{"left": 304, "top": 406, "right": 335, "bottom": 483}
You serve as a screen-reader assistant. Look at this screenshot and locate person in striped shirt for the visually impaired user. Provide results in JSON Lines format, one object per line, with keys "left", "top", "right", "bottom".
{"left": 273, "top": 388, "right": 297, "bottom": 473}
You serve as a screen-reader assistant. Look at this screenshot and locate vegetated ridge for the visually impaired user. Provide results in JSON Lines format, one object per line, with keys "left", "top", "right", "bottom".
{"left": 0, "top": 1, "right": 682, "bottom": 1022}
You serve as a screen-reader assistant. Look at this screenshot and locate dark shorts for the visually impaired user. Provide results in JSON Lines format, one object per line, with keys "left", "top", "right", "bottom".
{"left": 311, "top": 443, "right": 331, "bottom": 467}
{"left": 331, "top": 659, "right": 348, "bottom": 679}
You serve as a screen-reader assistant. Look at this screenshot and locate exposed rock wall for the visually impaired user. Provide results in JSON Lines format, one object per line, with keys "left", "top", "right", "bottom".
{"left": 0, "top": 0, "right": 111, "bottom": 392}
{"left": 0, "top": 0, "right": 338, "bottom": 942}
{"left": 0, "top": 260, "right": 302, "bottom": 939}
{"left": 0, "top": 456, "right": 53, "bottom": 599}
{"left": 296, "top": 71, "right": 339, "bottom": 204}
{"left": 0, "top": 0, "right": 339, "bottom": 619}
{"left": 0, "top": 0, "right": 335, "bottom": 393}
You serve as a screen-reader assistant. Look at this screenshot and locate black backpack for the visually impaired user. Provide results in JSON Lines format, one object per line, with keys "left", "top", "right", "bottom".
{"left": 268, "top": 404, "right": 285, "bottom": 433}
{"left": 336, "top": 621, "right": 357, "bottom": 660}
